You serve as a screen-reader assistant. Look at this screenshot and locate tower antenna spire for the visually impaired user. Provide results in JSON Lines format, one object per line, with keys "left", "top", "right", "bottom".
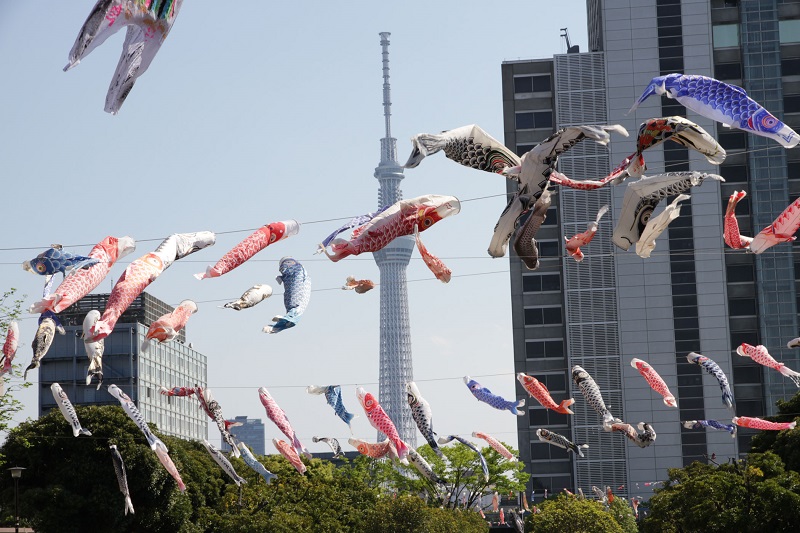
{"left": 378, "top": 32, "right": 396, "bottom": 163}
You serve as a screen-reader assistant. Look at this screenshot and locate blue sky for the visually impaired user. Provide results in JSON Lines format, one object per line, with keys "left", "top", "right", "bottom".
{"left": 0, "top": 2, "right": 588, "bottom": 453}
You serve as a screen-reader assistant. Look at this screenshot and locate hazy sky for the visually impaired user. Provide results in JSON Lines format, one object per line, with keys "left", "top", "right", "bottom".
{"left": 0, "top": 2, "right": 588, "bottom": 453}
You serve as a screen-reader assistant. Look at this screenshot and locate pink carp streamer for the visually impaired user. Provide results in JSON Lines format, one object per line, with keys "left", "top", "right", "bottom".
{"left": 732, "top": 416, "right": 797, "bottom": 431}
{"left": 472, "top": 431, "right": 516, "bottom": 461}
{"left": 414, "top": 224, "right": 451, "bottom": 282}
{"left": 29, "top": 236, "right": 135, "bottom": 314}
{"left": 141, "top": 300, "right": 197, "bottom": 352}
{"left": 723, "top": 191, "right": 753, "bottom": 250}
{"left": 91, "top": 232, "right": 215, "bottom": 340}
{"left": 565, "top": 205, "right": 609, "bottom": 262}
{"left": 259, "top": 387, "right": 311, "bottom": 459}
{"left": 631, "top": 359, "right": 676, "bottom": 407}
{"left": 195, "top": 220, "right": 298, "bottom": 280}
{"left": 341, "top": 276, "right": 375, "bottom": 293}
{"left": 348, "top": 438, "right": 399, "bottom": 460}
{"left": 356, "top": 387, "right": 409, "bottom": 460}
{"left": 320, "top": 195, "right": 460, "bottom": 262}
{"left": 273, "top": 438, "right": 307, "bottom": 474}
{"left": 750, "top": 196, "right": 800, "bottom": 254}
{"left": 737, "top": 343, "right": 800, "bottom": 387}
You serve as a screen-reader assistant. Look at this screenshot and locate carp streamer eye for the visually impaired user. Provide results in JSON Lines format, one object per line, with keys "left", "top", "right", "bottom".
{"left": 36, "top": 263, "right": 47, "bottom": 273}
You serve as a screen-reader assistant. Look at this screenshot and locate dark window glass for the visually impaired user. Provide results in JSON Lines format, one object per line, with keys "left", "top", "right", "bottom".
{"left": 542, "top": 373, "right": 567, "bottom": 391}
{"left": 680, "top": 431, "right": 707, "bottom": 445}
{"left": 517, "top": 144, "right": 535, "bottom": 156}
{"left": 542, "top": 207, "right": 558, "bottom": 226}
{"left": 514, "top": 77, "right": 533, "bottom": 93}
{"left": 543, "top": 307, "right": 562, "bottom": 324}
{"left": 664, "top": 146, "right": 689, "bottom": 162}
{"left": 671, "top": 261, "right": 695, "bottom": 273}
{"left": 673, "top": 284, "right": 698, "bottom": 295}
{"left": 532, "top": 75, "right": 551, "bottom": 92}
{"left": 733, "top": 365, "right": 762, "bottom": 384}
{"left": 529, "top": 408, "right": 548, "bottom": 426}
{"left": 541, "top": 274, "right": 561, "bottom": 291}
{"left": 540, "top": 241, "right": 560, "bottom": 257}
{"left": 662, "top": 100, "right": 685, "bottom": 116}
{"left": 672, "top": 272, "right": 697, "bottom": 284}
{"left": 729, "top": 298, "right": 757, "bottom": 316}
{"left": 678, "top": 375, "right": 703, "bottom": 387}
{"left": 659, "top": 36, "right": 683, "bottom": 47}
{"left": 669, "top": 231, "right": 693, "bottom": 243}
{"left": 675, "top": 328, "right": 700, "bottom": 341}
{"left": 720, "top": 164, "right": 747, "bottom": 182}
{"left": 544, "top": 340, "right": 564, "bottom": 358}
{"left": 516, "top": 113, "right": 534, "bottom": 130}
{"left": 716, "top": 62, "right": 743, "bottom": 79}
{"left": 680, "top": 397, "right": 706, "bottom": 410}
{"left": 669, "top": 227, "right": 694, "bottom": 239}
{"left": 718, "top": 131, "right": 747, "bottom": 150}
{"left": 674, "top": 306, "right": 698, "bottom": 318}
{"left": 657, "top": 4, "right": 681, "bottom": 17}
{"left": 736, "top": 400, "right": 764, "bottom": 417}
{"left": 522, "top": 276, "right": 542, "bottom": 292}
{"left": 526, "top": 341, "right": 546, "bottom": 359}
{"left": 524, "top": 308, "right": 542, "bottom": 325}
{"left": 675, "top": 340, "right": 701, "bottom": 353}
{"left": 682, "top": 444, "right": 708, "bottom": 457}
{"left": 660, "top": 57, "right": 685, "bottom": 72}
{"left": 789, "top": 162, "right": 800, "bottom": 179}
{"left": 674, "top": 317, "right": 700, "bottom": 330}
{"left": 659, "top": 15, "right": 683, "bottom": 27}
{"left": 660, "top": 45, "right": 684, "bottom": 58}
{"left": 785, "top": 95, "right": 800, "bottom": 113}
{"left": 659, "top": 25, "right": 683, "bottom": 38}
{"left": 673, "top": 295, "right": 698, "bottom": 306}
{"left": 534, "top": 111, "right": 553, "bottom": 129}
{"left": 782, "top": 58, "right": 800, "bottom": 76}
{"left": 730, "top": 330, "right": 757, "bottom": 347}
{"left": 727, "top": 263, "right": 754, "bottom": 282}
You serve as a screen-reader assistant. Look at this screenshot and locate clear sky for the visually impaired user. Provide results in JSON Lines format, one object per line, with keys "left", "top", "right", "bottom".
{"left": 0, "top": 2, "right": 588, "bottom": 454}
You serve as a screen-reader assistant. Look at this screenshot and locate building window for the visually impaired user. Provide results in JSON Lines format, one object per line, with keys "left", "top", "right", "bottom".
{"left": 785, "top": 95, "right": 800, "bottom": 113}
{"left": 516, "top": 111, "right": 553, "bottom": 130}
{"left": 517, "top": 144, "right": 535, "bottom": 156}
{"left": 727, "top": 263, "right": 754, "bottom": 282}
{"left": 713, "top": 24, "right": 739, "bottom": 48}
{"left": 720, "top": 164, "right": 748, "bottom": 182}
{"left": 514, "top": 75, "right": 551, "bottom": 94}
{"left": 524, "top": 307, "right": 562, "bottom": 326}
{"left": 529, "top": 408, "right": 571, "bottom": 428}
{"left": 539, "top": 240, "right": 560, "bottom": 257}
{"left": 729, "top": 298, "right": 757, "bottom": 316}
{"left": 718, "top": 131, "right": 747, "bottom": 150}
{"left": 525, "top": 339, "right": 564, "bottom": 359}
{"left": 522, "top": 273, "right": 561, "bottom": 293}
{"left": 780, "top": 19, "right": 800, "bottom": 44}
{"left": 542, "top": 207, "right": 558, "bottom": 226}
{"left": 715, "top": 62, "right": 742, "bottom": 80}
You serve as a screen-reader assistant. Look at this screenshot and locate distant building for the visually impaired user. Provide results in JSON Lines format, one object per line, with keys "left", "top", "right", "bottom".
{"left": 221, "top": 416, "right": 265, "bottom": 455}
{"left": 39, "top": 292, "right": 208, "bottom": 441}
{"left": 505, "top": 0, "right": 800, "bottom": 503}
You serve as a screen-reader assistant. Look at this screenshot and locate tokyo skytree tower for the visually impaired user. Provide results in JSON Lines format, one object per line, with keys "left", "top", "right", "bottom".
{"left": 372, "top": 32, "right": 416, "bottom": 447}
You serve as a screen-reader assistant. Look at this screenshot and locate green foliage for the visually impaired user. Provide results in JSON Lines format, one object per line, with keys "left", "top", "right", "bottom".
{"left": 750, "top": 393, "right": 800, "bottom": 472}
{"left": 0, "top": 288, "right": 30, "bottom": 458}
{"left": 641, "top": 452, "right": 800, "bottom": 533}
{"left": 0, "top": 406, "right": 502, "bottom": 531}
{"left": 361, "top": 494, "right": 488, "bottom": 533}
{"left": 607, "top": 496, "right": 638, "bottom": 533}
{"left": 525, "top": 494, "right": 624, "bottom": 533}
{"left": 367, "top": 441, "right": 528, "bottom": 510}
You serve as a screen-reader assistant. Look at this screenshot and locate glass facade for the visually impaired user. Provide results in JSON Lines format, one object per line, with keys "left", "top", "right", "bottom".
{"left": 39, "top": 292, "right": 208, "bottom": 441}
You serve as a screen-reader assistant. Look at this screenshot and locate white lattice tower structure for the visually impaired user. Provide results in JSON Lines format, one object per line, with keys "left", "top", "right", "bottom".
{"left": 372, "top": 32, "right": 416, "bottom": 447}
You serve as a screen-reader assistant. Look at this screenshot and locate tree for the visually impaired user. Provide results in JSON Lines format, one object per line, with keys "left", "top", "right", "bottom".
{"left": 0, "top": 288, "right": 29, "bottom": 458}
{"left": 361, "top": 494, "right": 488, "bottom": 533}
{"left": 525, "top": 494, "right": 624, "bottom": 533}
{"left": 640, "top": 452, "right": 800, "bottom": 533}
{"left": 366, "top": 442, "right": 529, "bottom": 510}
{"left": 749, "top": 391, "right": 800, "bottom": 472}
{"left": 607, "top": 496, "right": 638, "bottom": 533}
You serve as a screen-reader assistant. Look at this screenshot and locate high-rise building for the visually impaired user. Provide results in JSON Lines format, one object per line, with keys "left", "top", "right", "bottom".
{"left": 221, "top": 416, "right": 266, "bottom": 455}
{"left": 372, "top": 32, "right": 416, "bottom": 446}
{"left": 38, "top": 292, "right": 208, "bottom": 441}
{"left": 506, "top": 0, "right": 800, "bottom": 502}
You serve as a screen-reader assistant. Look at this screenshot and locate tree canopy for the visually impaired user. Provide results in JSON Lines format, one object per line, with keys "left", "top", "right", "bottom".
{"left": 640, "top": 452, "right": 800, "bottom": 533}
{"left": 525, "top": 494, "right": 626, "bottom": 533}
{"left": 0, "top": 405, "right": 493, "bottom": 532}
